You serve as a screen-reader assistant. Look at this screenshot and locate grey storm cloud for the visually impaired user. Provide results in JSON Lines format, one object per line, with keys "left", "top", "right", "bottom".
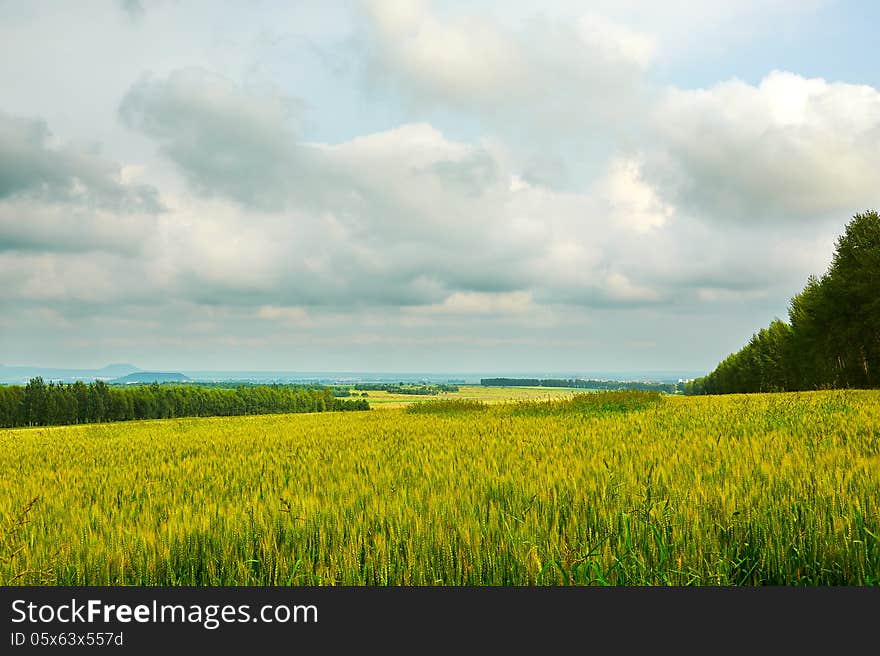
{"left": 0, "top": 110, "right": 162, "bottom": 258}
{"left": 0, "top": 111, "right": 161, "bottom": 213}
{"left": 1, "top": 0, "right": 861, "bottom": 372}
{"left": 0, "top": 199, "right": 155, "bottom": 256}
{"left": 115, "top": 67, "right": 830, "bottom": 320}
{"left": 119, "top": 69, "right": 328, "bottom": 212}
{"left": 117, "top": 68, "right": 504, "bottom": 217}
{"left": 119, "top": 0, "right": 144, "bottom": 19}
{"left": 419, "top": 151, "right": 499, "bottom": 198}
{"left": 115, "top": 69, "right": 551, "bottom": 305}
{"left": 114, "top": 71, "right": 577, "bottom": 309}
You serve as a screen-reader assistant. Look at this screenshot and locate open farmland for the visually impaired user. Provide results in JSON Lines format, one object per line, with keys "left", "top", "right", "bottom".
{"left": 1, "top": 390, "right": 878, "bottom": 585}
{"left": 356, "top": 384, "right": 585, "bottom": 407}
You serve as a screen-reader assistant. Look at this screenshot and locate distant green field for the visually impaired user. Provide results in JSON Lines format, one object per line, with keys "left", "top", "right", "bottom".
{"left": 359, "top": 384, "right": 585, "bottom": 407}
{"left": 2, "top": 389, "right": 878, "bottom": 585}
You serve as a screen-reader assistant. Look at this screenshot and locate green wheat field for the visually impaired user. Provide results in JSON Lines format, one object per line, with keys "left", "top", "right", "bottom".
{"left": 2, "top": 388, "right": 879, "bottom": 585}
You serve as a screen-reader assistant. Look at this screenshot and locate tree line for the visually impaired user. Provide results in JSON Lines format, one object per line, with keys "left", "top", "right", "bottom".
{"left": 352, "top": 383, "right": 460, "bottom": 394}
{"left": 481, "top": 378, "right": 679, "bottom": 393}
{"left": 0, "top": 379, "right": 370, "bottom": 428}
{"left": 686, "top": 210, "right": 879, "bottom": 395}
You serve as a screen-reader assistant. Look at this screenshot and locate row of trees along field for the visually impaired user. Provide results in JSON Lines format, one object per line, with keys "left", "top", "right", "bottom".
{"left": 0, "top": 379, "right": 370, "bottom": 428}
{"left": 352, "top": 383, "right": 460, "bottom": 394}
{"left": 686, "top": 210, "right": 880, "bottom": 394}
{"left": 481, "top": 378, "right": 679, "bottom": 393}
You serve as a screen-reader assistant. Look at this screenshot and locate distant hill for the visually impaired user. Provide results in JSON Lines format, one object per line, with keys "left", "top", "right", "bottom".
{"left": 0, "top": 363, "right": 140, "bottom": 384}
{"left": 98, "top": 363, "right": 141, "bottom": 378}
{"left": 111, "top": 372, "right": 189, "bottom": 384}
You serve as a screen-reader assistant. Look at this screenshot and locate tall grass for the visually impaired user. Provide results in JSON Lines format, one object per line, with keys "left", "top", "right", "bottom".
{"left": 1, "top": 390, "right": 878, "bottom": 585}
{"left": 405, "top": 398, "right": 488, "bottom": 414}
{"left": 509, "top": 390, "right": 664, "bottom": 416}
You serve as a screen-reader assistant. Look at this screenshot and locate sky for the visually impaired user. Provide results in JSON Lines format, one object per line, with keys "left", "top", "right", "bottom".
{"left": 2, "top": 0, "right": 879, "bottom": 374}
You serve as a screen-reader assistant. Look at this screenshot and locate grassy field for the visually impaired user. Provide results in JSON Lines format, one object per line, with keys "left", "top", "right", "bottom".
{"left": 1, "top": 389, "right": 878, "bottom": 585}
{"left": 357, "top": 384, "right": 584, "bottom": 407}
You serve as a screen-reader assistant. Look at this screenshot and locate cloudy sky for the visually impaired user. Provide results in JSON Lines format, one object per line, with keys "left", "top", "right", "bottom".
{"left": 2, "top": 0, "right": 878, "bottom": 374}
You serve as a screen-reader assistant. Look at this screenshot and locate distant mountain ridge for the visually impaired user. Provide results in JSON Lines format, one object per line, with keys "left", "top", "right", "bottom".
{"left": 0, "top": 364, "right": 707, "bottom": 386}
{"left": 0, "top": 363, "right": 140, "bottom": 384}
{"left": 111, "top": 372, "right": 189, "bottom": 384}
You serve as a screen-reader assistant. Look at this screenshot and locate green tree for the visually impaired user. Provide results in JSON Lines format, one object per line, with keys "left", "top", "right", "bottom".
{"left": 23, "top": 377, "right": 48, "bottom": 426}
{"left": 688, "top": 210, "right": 880, "bottom": 394}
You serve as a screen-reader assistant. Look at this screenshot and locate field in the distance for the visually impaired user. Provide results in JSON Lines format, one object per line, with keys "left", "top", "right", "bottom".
{"left": 357, "top": 384, "right": 584, "bottom": 407}
{"left": 2, "top": 389, "right": 878, "bottom": 585}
